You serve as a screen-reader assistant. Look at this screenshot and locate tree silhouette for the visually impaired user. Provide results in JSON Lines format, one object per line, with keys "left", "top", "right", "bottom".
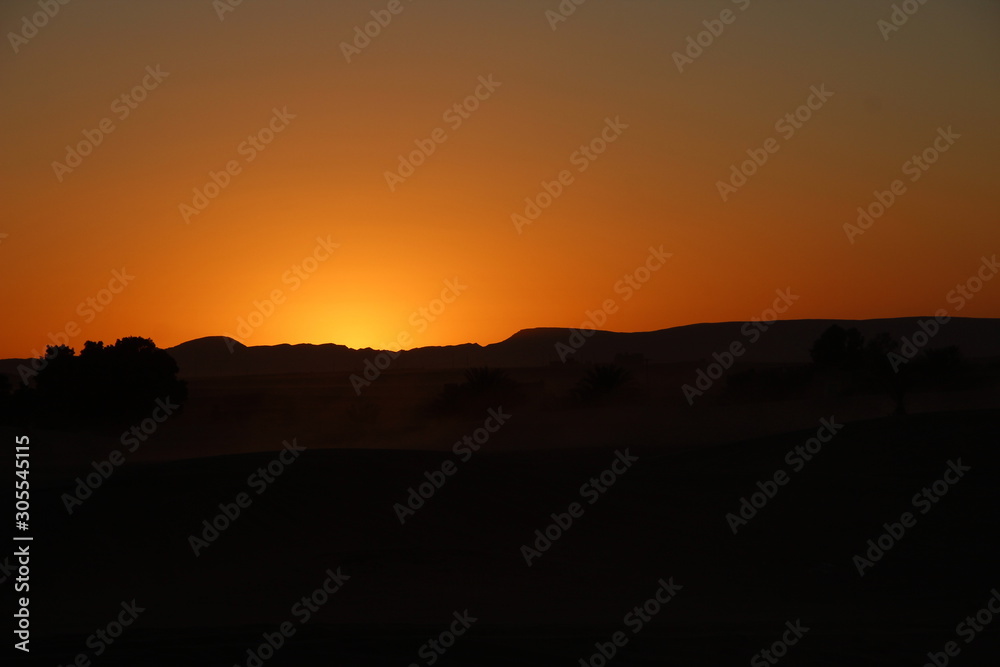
{"left": 860, "top": 332, "right": 908, "bottom": 414}
{"left": 20, "top": 336, "right": 186, "bottom": 430}
{"left": 806, "top": 326, "right": 950, "bottom": 416}
{"left": 810, "top": 325, "right": 865, "bottom": 370}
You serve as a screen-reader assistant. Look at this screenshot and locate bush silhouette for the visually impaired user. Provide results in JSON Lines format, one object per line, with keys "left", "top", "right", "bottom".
{"left": 575, "top": 363, "right": 632, "bottom": 403}
{"left": 432, "top": 366, "right": 523, "bottom": 415}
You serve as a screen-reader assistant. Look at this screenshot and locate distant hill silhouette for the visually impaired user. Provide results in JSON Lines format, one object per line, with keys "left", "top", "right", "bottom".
{"left": 1, "top": 318, "right": 997, "bottom": 379}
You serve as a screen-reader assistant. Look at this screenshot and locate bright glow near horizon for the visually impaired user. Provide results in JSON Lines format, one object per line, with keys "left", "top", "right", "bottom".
{"left": 1, "top": 0, "right": 998, "bottom": 357}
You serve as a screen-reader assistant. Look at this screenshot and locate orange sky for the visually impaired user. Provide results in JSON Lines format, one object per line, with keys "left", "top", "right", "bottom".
{"left": 2, "top": 0, "right": 998, "bottom": 357}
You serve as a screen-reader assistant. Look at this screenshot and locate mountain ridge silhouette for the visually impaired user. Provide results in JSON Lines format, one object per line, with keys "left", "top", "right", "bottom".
{"left": 4, "top": 317, "right": 997, "bottom": 379}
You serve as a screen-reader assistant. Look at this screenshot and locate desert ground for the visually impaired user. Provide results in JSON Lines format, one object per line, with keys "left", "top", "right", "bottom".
{"left": 9, "top": 348, "right": 1000, "bottom": 665}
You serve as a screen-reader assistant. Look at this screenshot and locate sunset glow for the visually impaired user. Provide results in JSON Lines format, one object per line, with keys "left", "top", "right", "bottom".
{"left": 2, "top": 0, "right": 998, "bottom": 357}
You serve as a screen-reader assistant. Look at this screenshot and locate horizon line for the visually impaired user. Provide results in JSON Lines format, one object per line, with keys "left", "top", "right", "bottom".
{"left": 4, "top": 314, "right": 998, "bottom": 361}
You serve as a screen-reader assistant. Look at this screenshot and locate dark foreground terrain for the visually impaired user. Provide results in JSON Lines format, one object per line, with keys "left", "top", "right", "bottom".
{"left": 12, "top": 406, "right": 1000, "bottom": 665}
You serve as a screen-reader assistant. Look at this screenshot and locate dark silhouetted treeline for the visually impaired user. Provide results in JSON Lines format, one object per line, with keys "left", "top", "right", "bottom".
{"left": 0, "top": 336, "right": 186, "bottom": 431}
{"left": 728, "top": 324, "right": 965, "bottom": 413}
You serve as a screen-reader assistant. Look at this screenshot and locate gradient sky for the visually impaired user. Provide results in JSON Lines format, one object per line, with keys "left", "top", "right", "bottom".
{"left": 2, "top": 0, "right": 998, "bottom": 357}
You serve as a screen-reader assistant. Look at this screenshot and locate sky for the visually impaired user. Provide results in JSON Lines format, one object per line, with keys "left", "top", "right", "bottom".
{"left": 1, "top": 0, "right": 998, "bottom": 357}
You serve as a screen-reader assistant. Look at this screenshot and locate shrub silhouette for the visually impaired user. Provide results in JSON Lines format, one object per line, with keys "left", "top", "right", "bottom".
{"left": 432, "top": 366, "right": 522, "bottom": 415}
{"left": 575, "top": 363, "right": 632, "bottom": 403}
